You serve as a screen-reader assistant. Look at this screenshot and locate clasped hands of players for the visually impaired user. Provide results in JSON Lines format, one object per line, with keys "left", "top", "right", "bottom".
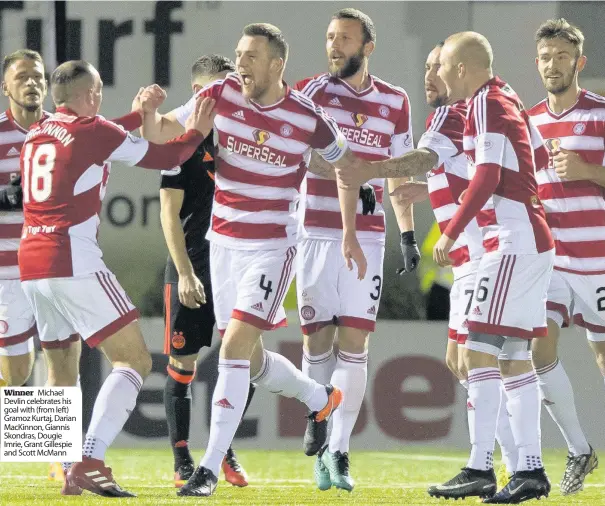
{"left": 133, "top": 84, "right": 217, "bottom": 139}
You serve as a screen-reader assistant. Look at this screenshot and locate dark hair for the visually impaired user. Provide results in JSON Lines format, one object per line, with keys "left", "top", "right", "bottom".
{"left": 242, "top": 23, "right": 289, "bottom": 61}
{"left": 331, "top": 8, "right": 376, "bottom": 44}
{"left": 191, "top": 54, "right": 235, "bottom": 80}
{"left": 436, "top": 41, "right": 445, "bottom": 48}
{"left": 2, "top": 49, "right": 44, "bottom": 76}
{"left": 535, "top": 18, "right": 584, "bottom": 56}
{"left": 50, "top": 60, "right": 95, "bottom": 104}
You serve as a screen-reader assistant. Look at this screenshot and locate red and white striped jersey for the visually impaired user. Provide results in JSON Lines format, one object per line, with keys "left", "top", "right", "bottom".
{"left": 294, "top": 74, "right": 413, "bottom": 244}
{"left": 529, "top": 90, "right": 605, "bottom": 274}
{"left": 417, "top": 101, "right": 484, "bottom": 278}
{"left": 174, "top": 73, "right": 348, "bottom": 250}
{"left": 0, "top": 109, "right": 50, "bottom": 279}
{"left": 19, "top": 108, "right": 203, "bottom": 281}
{"left": 463, "top": 77, "right": 553, "bottom": 254}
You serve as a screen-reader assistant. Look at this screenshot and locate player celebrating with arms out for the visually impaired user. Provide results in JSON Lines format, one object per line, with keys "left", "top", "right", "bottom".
{"left": 529, "top": 18, "right": 600, "bottom": 494}
{"left": 141, "top": 22, "right": 445, "bottom": 497}
{"left": 294, "top": 9, "right": 420, "bottom": 491}
{"left": 159, "top": 54, "right": 254, "bottom": 488}
{"left": 19, "top": 59, "right": 214, "bottom": 498}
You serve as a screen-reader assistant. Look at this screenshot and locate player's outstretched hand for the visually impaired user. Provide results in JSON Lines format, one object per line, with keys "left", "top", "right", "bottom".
{"left": 433, "top": 233, "right": 455, "bottom": 267}
{"left": 186, "top": 96, "right": 216, "bottom": 138}
{"left": 342, "top": 233, "right": 367, "bottom": 280}
{"left": 389, "top": 181, "right": 429, "bottom": 205}
{"left": 178, "top": 273, "right": 206, "bottom": 309}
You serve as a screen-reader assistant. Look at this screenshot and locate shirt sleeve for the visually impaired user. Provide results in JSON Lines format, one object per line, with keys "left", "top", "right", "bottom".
{"left": 443, "top": 98, "right": 511, "bottom": 240}
{"left": 417, "top": 106, "right": 464, "bottom": 166}
{"left": 390, "top": 92, "right": 414, "bottom": 157}
{"left": 160, "top": 164, "right": 188, "bottom": 190}
{"left": 173, "top": 79, "right": 223, "bottom": 127}
{"left": 95, "top": 118, "right": 150, "bottom": 166}
{"left": 308, "top": 105, "right": 348, "bottom": 163}
{"left": 473, "top": 98, "right": 510, "bottom": 170}
{"left": 95, "top": 117, "right": 203, "bottom": 169}
{"left": 444, "top": 164, "right": 500, "bottom": 240}
{"left": 109, "top": 111, "right": 142, "bottom": 132}
{"left": 294, "top": 78, "right": 312, "bottom": 92}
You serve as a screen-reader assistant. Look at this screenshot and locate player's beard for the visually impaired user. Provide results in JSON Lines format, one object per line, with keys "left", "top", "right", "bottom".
{"left": 7, "top": 91, "right": 41, "bottom": 113}
{"left": 329, "top": 47, "right": 364, "bottom": 79}
{"left": 429, "top": 94, "right": 447, "bottom": 108}
{"left": 544, "top": 60, "right": 577, "bottom": 95}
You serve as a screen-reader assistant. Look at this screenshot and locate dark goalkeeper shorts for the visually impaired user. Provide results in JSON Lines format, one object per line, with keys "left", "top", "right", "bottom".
{"left": 163, "top": 282, "right": 215, "bottom": 356}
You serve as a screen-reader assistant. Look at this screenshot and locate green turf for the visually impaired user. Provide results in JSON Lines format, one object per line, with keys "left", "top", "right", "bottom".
{"left": 1, "top": 448, "right": 603, "bottom": 505}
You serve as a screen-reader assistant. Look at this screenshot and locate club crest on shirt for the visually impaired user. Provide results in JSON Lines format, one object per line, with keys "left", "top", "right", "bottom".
{"left": 573, "top": 123, "right": 586, "bottom": 135}
{"left": 352, "top": 113, "right": 368, "bottom": 128}
{"left": 378, "top": 105, "right": 390, "bottom": 118}
{"left": 253, "top": 129, "right": 271, "bottom": 145}
{"left": 280, "top": 124, "right": 293, "bottom": 137}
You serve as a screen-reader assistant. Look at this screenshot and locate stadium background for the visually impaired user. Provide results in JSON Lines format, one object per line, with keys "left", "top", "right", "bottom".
{"left": 2, "top": 1, "right": 605, "bottom": 451}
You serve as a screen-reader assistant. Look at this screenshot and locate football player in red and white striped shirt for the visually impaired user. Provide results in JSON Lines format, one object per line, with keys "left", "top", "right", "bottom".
{"left": 20, "top": 60, "right": 211, "bottom": 497}
{"left": 407, "top": 43, "right": 517, "bottom": 482}
{"left": 142, "top": 24, "right": 351, "bottom": 497}
{"left": 529, "top": 18, "right": 599, "bottom": 494}
{"left": 430, "top": 32, "right": 553, "bottom": 503}
{"left": 0, "top": 49, "right": 49, "bottom": 389}
{"left": 141, "top": 23, "right": 442, "bottom": 497}
{"left": 292, "top": 9, "right": 419, "bottom": 490}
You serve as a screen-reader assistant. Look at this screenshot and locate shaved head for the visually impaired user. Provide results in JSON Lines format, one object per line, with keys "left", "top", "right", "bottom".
{"left": 50, "top": 60, "right": 103, "bottom": 116}
{"left": 50, "top": 60, "right": 98, "bottom": 105}
{"left": 438, "top": 31, "right": 494, "bottom": 101}
{"left": 443, "top": 31, "right": 493, "bottom": 71}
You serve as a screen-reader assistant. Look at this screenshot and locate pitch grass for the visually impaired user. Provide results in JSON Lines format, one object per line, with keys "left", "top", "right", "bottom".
{"left": 1, "top": 448, "right": 604, "bottom": 505}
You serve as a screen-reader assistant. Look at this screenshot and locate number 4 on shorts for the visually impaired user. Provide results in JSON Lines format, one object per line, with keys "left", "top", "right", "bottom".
{"left": 259, "top": 275, "right": 273, "bottom": 301}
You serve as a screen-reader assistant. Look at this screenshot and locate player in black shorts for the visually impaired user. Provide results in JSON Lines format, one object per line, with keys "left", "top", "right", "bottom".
{"left": 160, "top": 55, "right": 254, "bottom": 489}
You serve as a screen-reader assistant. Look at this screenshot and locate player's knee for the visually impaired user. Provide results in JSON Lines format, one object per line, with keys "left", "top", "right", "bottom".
{"left": 47, "top": 368, "right": 78, "bottom": 387}
{"left": 531, "top": 341, "right": 557, "bottom": 369}
{"left": 4, "top": 357, "right": 34, "bottom": 385}
{"left": 591, "top": 346, "right": 605, "bottom": 375}
{"left": 458, "top": 362, "right": 468, "bottom": 380}
{"left": 304, "top": 329, "right": 334, "bottom": 356}
{"left": 126, "top": 350, "right": 152, "bottom": 379}
{"left": 445, "top": 356, "right": 459, "bottom": 378}
{"left": 169, "top": 354, "right": 197, "bottom": 372}
{"left": 141, "top": 351, "right": 153, "bottom": 378}
{"left": 337, "top": 328, "right": 368, "bottom": 354}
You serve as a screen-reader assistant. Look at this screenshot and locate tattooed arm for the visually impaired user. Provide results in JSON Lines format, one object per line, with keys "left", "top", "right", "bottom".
{"left": 307, "top": 150, "right": 337, "bottom": 180}
{"left": 335, "top": 147, "right": 438, "bottom": 189}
